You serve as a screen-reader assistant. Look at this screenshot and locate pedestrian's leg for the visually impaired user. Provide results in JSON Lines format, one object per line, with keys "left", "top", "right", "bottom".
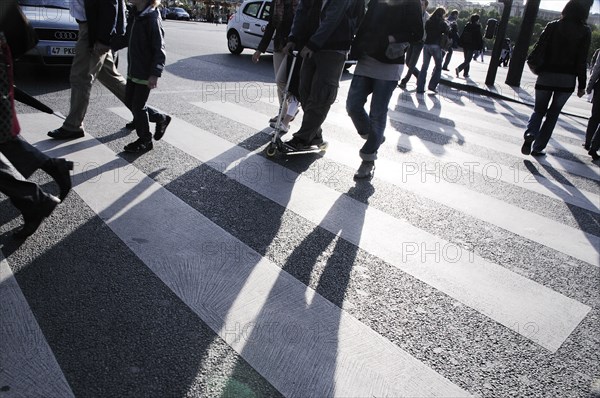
{"left": 0, "top": 154, "right": 59, "bottom": 237}
{"left": 346, "top": 75, "right": 373, "bottom": 138}
{"left": 524, "top": 89, "right": 551, "bottom": 139}
{"left": 533, "top": 91, "right": 571, "bottom": 153}
{"left": 61, "top": 23, "right": 106, "bottom": 132}
{"left": 273, "top": 50, "right": 288, "bottom": 114}
{"left": 362, "top": 79, "right": 397, "bottom": 158}
{"left": 0, "top": 137, "right": 50, "bottom": 178}
{"left": 291, "top": 51, "right": 345, "bottom": 145}
{"left": 463, "top": 49, "right": 474, "bottom": 76}
{"left": 585, "top": 85, "right": 600, "bottom": 148}
{"left": 131, "top": 83, "right": 152, "bottom": 143}
{"left": 416, "top": 46, "right": 431, "bottom": 93}
{"left": 589, "top": 124, "right": 600, "bottom": 159}
{"left": 442, "top": 47, "right": 452, "bottom": 70}
{"left": 428, "top": 46, "right": 443, "bottom": 91}
{"left": 97, "top": 50, "right": 127, "bottom": 103}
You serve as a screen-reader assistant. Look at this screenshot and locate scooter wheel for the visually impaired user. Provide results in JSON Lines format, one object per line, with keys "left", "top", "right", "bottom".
{"left": 266, "top": 145, "right": 277, "bottom": 157}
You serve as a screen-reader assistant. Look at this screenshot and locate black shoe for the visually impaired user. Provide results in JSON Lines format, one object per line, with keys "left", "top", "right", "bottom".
{"left": 521, "top": 135, "right": 534, "bottom": 155}
{"left": 531, "top": 150, "right": 546, "bottom": 157}
{"left": 13, "top": 194, "right": 60, "bottom": 239}
{"left": 583, "top": 143, "right": 590, "bottom": 150}
{"left": 125, "top": 121, "right": 136, "bottom": 130}
{"left": 43, "top": 158, "right": 74, "bottom": 201}
{"left": 124, "top": 139, "right": 153, "bottom": 153}
{"left": 455, "top": 67, "right": 460, "bottom": 77}
{"left": 442, "top": 67, "right": 450, "bottom": 71}
{"left": 398, "top": 81, "right": 407, "bottom": 89}
{"left": 47, "top": 127, "right": 84, "bottom": 140}
{"left": 354, "top": 161, "right": 375, "bottom": 180}
{"left": 154, "top": 115, "right": 171, "bottom": 141}
{"left": 589, "top": 150, "right": 600, "bottom": 161}
{"left": 283, "top": 138, "right": 311, "bottom": 151}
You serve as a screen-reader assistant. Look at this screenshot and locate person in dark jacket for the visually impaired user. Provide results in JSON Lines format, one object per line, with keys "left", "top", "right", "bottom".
{"left": 398, "top": 0, "right": 429, "bottom": 89}
{"left": 347, "top": 0, "right": 423, "bottom": 179}
{"left": 416, "top": 7, "right": 448, "bottom": 93}
{"left": 282, "top": 0, "right": 364, "bottom": 151}
{"left": 47, "top": 0, "right": 169, "bottom": 140}
{"left": 0, "top": 26, "right": 71, "bottom": 239}
{"left": 521, "top": 0, "right": 591, "bottom": 157}
{"left": 455, "top": 14, "right": 483, "bottom": 78}
{"left": 442, "top": 9, "right": 459, "bottom": 71}
{"left": 252, "top": 0, "right": 299, "bottom": 134}
{"left": 113, "top": 0, "right": 169, "bottom": 153}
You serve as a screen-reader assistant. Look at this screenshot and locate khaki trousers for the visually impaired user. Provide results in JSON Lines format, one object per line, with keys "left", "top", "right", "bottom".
{"left": 63, "top": 22, "right": 126, "bottom": 132}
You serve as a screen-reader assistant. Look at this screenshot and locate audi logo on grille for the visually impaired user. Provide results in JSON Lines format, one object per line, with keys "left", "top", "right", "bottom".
{"left": 54, "top": 31, "right": 77, "bottom": 40}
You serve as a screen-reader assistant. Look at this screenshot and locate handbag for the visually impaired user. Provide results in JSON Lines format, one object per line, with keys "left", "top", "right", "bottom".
{"left": 440, "top": 33, "right": 452, "bottom": 51}
{"left": 527, "top": 22, "right": 555, "bottom": 75}
{"left": 385, "top": 41, "right": 410, "bottom": 59}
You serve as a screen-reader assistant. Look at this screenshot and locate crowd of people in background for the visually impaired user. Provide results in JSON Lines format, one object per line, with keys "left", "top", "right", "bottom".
{"left": 0, "top": 0, "right": 597, "bottom": 239}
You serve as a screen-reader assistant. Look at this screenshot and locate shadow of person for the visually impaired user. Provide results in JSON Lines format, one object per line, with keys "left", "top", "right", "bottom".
{"left": 226, "top": 183, "right": 375, "bottom": 396}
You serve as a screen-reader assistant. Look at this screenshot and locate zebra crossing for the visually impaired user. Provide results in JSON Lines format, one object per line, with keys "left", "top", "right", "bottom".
{"left": 1, "top": 84, "right": 599, "bottom": 397}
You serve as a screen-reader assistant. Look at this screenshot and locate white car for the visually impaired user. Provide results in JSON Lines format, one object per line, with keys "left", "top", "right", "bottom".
{"left": 226, "top": 0, "right": 273, "bottom": 55}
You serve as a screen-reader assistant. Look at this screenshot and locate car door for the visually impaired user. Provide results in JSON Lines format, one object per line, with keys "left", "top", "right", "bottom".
{"left": 240, "top": 0, "right": 270, "bottom": 50}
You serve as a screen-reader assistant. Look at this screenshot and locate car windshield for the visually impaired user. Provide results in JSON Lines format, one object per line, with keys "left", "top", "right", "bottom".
{"left": 18, "top": 0, "right": 69, "bottom": 9}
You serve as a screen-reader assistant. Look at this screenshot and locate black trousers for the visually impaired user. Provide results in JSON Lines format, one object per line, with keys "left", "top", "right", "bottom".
{"left": 125, "top": 79, "right": 167, "bottom": 142}
{"left": 0, "top": 151, "right": 51, "bottom": 221}
{"left": 585, "top": 80, "right": 600, "bottom": 148}
{"left": 0, "top": 137, "right": 50, "bottom": 179}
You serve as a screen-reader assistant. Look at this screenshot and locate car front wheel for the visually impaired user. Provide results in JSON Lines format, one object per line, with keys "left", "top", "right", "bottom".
{"left": 227, "top": 30, "right": 243, "bottom": 54}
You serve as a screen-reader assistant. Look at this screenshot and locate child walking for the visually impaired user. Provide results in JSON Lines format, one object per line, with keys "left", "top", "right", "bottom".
{"left": 114, "top": 0, "right": 170, "bottom": 153}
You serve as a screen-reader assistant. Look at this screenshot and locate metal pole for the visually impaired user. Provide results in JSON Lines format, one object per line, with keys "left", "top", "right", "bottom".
{"left": 485, "top": 0, "right": 513, "bottom": 86}
{"left": 506, "top": 0, "right": 541, "bottom": 86}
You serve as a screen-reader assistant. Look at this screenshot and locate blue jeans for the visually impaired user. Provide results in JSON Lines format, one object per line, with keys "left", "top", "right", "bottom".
{"left": 524, "top": 89, "right": 572, "bottom": 152}
{"left": 346, "top": 75, "right": 398, "bottom": 161}
{"left": 416, "top": 44, "right": 442, "bottom": 92}
{"left": 400, "top": 41, "right": 424, "bottom": 83}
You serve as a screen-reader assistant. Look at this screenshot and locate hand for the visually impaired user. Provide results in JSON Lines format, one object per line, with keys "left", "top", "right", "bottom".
{"left": 252, "top": 50, "right": 261, "bottom": 63}
{"left": 282, "top": 41, "right": 295, "bottom": 55}
{"left": 299, "top": 46, "right": 313, "bottom": 59}
{"left": 577, "top": 88, "right": 585, "bottom": 98}
{"left": 388, "top": 35, "right": 396, "bottom": 43}
{"left": 148, "top": 76, "right": 158, "bottom": 89}
{"left": 92, "top": 41, "right": 110, "bottom": 57}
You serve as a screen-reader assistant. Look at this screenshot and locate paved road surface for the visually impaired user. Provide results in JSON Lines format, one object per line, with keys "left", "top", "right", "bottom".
{"left": 1, "top": 21, "right": 599, "bottom": 398}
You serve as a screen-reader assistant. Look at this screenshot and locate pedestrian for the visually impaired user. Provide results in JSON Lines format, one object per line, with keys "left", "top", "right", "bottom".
{"left": 252, "top": 0, "right": 299, "bottom": 135}
{"left": 46, "top": 0, "right": 170, "bottom": 141}
{"left": 416, "top": 7, "right": 448, "bottom": 94}
{"left": 398, "top": 0, "right": 429, "bottom": 89}
{"left": 521, "top": 0, "right": 591, "bottom": 157}
{"left": 442, "top": 9, "right": 459, "bottom": 71}
{"left": 347, "top": 0, "right": 423, "bottom": 179}
{"left": 455, "top": 14, "right": 483, "bottom": 78}
{"left": 281, "top": 0, "right": 364, "bottom": 152}
{"left": 585, "top": 46, "right": 600, "bottom": 160}
{"left": 0, "top": 22, "right": 71, "bottom": 238}
{"left": 111, "top": 0, "right": 170, "bottom": 153}
{"left": 499, "top": 38, "right": 510, "bottom": 66}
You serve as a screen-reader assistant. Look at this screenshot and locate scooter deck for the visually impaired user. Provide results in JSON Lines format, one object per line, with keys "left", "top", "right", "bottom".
{"left": 281, "top": 141, "right": 328, "bottom": 155}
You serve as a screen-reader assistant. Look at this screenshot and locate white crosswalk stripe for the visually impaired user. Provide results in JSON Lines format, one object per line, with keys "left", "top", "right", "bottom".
{"left": 1, "top": 85, "right": 598, "bottom": 397}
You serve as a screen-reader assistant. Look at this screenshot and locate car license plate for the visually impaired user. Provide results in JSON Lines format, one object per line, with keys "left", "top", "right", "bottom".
{"left": 48, "top": 46, "right": 75, "bottom": 56}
